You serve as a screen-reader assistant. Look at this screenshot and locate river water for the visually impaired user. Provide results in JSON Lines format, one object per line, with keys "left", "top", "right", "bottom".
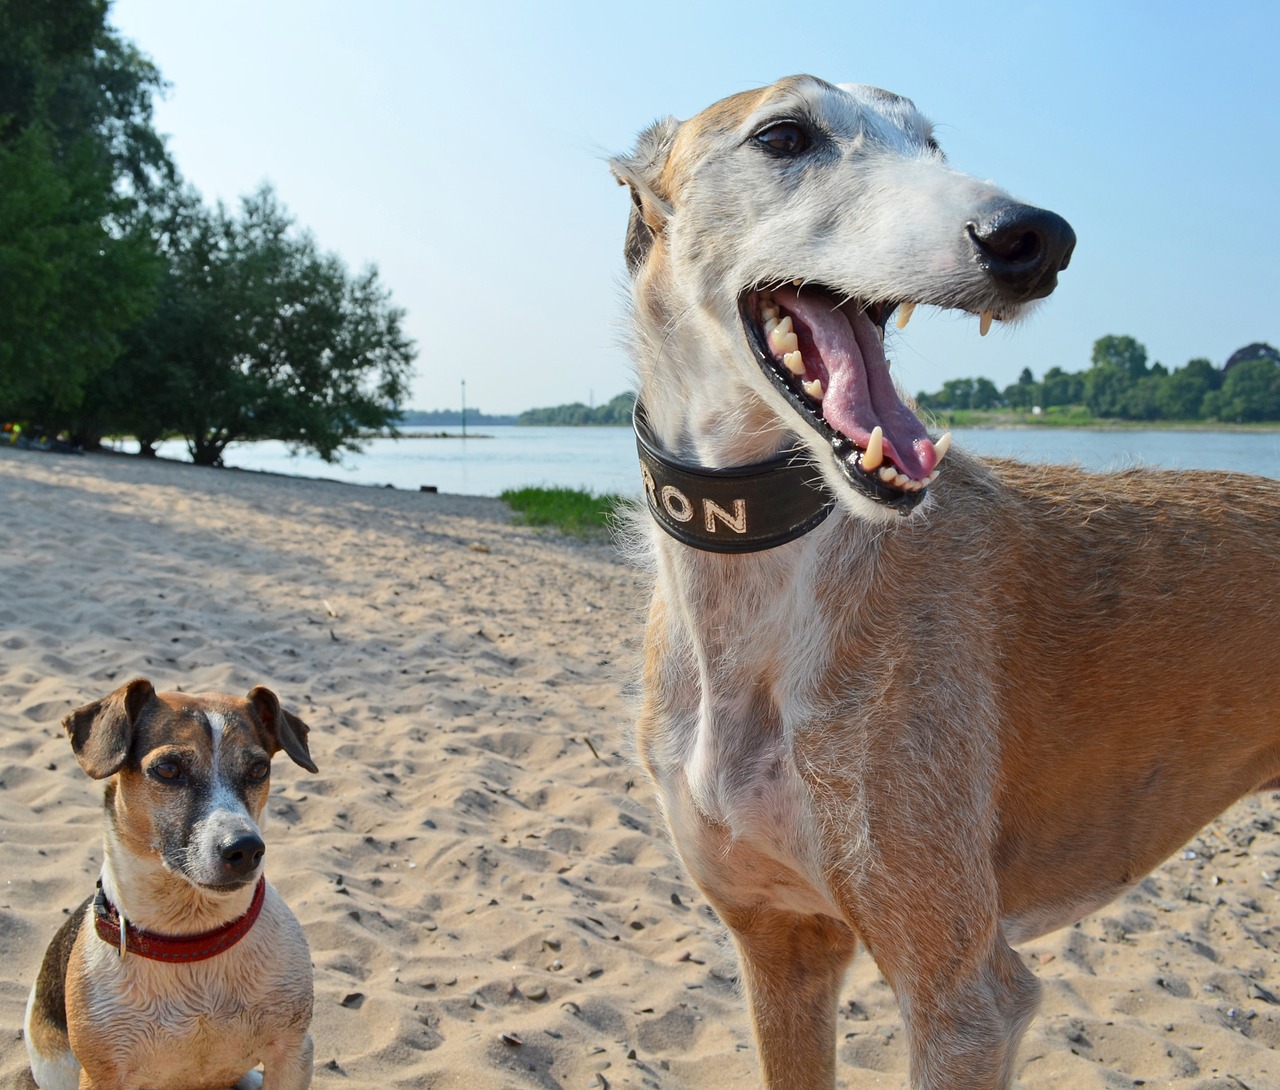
{"left": 149, "top": 425, "right": 1280, "bottom": 498}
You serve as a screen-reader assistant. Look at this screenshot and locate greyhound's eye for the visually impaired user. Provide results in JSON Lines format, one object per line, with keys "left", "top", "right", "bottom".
{"left": 756, "top": 121, "right": 809, "bottom": 157}
{"left": 150, "top": 758, "right": 184, "bottom": 783}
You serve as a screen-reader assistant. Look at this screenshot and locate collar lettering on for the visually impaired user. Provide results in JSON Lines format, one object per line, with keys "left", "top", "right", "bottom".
{"left": 633, "top": 402, "right": 834, "bottom": 553}
{"left": 93, "top": 876, "right": 266, "bottom": 962}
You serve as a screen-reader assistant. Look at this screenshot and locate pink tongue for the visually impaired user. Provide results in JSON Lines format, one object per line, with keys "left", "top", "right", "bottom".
{"left": 773, "top": 289, "right": 937, "bottom": 481}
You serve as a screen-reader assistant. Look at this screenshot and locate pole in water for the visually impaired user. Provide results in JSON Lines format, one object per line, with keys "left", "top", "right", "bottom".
{"left": 461, "top": 379, "right": 467, "bottom": 438}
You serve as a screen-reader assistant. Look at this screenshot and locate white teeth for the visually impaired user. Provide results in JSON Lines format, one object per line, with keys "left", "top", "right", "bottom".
{"left": 896, "top": 302, "right": 916, "bottom": 330}
{"left": 771, "top": 330, "right": 799, "bottom": 354}
{"left": 878, "top": 466, "right": 897, "bottom": 484}
{"left": 934, "top": 431, "right": 952, "bottom": 462}
{"left": 783, "top": 350, "right": 805, "bottom": 376}
{"left": 761, "top": 306, "right": 779, "bottom": 324}
{"left": 764, "top": 316, "right": 779, "bottom": 335}
{"left": 861, "top": 426, "right": 884, "bottom": 472}
{"left": 979, "top": 310, "right": 993, "bottom": 337}
{"left": 768, "top": 315, "right": 798, "bottom": 355}
{"left": 802, "top": 378, "right": 825, "bottom": 401}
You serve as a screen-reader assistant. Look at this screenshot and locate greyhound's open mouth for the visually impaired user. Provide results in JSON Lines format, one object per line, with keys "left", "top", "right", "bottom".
{"left": 742, "top": 285, "right": 950, "bottom": 512}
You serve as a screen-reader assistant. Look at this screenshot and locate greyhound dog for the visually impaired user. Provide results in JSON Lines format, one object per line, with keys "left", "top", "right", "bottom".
{"left": 613, "top": 75, "right": 1280, "bottom": 1089}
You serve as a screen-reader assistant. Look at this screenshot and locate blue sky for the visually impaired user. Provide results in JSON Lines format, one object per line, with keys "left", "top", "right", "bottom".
{"left": 109, "top": 0, "right": 1279, "bottom": 416}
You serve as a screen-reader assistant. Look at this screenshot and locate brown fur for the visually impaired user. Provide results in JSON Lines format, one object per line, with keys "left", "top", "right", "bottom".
{"left": 618, "top": 76, "right": 1280, "bottom": 1090}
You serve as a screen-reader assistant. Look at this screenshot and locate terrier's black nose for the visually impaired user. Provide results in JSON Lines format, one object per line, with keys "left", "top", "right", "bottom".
{"left": 220, "top": 833, "right": 266, "bottom": 878}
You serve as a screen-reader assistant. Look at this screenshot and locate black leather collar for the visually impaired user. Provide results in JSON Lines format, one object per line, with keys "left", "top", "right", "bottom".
{"left": 633, "top": 401, "right": 834, "bottom": 553}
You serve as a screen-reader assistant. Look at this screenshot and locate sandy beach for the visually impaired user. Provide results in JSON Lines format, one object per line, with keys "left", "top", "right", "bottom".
{"left": 1, "top": 445, "right": 1278, "bottom": 1090}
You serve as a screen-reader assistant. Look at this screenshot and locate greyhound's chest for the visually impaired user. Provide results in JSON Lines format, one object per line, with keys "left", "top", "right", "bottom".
{"left": 639, "top": 642, "right": 840, "bottom": 915}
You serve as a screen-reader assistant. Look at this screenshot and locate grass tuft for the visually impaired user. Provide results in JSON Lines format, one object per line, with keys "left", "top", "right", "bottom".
{"left": 500, "top": 486, "right": 629, "bottom": 540}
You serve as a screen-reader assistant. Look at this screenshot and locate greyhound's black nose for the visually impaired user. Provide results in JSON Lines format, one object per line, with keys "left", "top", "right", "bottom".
{"left": 966, "top": 203, "right": 1076, "bottom": 302}
{"left": 220, "top": 833, "right": 266, "bottom": 878}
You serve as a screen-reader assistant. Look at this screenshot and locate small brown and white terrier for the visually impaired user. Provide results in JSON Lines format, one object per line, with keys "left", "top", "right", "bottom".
{"left": 24, "top": 679, "right": 319, "bottom": 1090}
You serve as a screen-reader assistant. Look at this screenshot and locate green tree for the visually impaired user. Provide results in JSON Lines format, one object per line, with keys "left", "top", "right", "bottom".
{"left": 1083, "top": 363, "right": 1131, "bottom": 418}
{"left": 1040, "top": 366, "right": 1083, "bottom": 407}
{"left": 90, "top": 186, "right": 416, "bottom": 464}
{"left": 1122, "top": 374, "right": 1165, "bottom": 421}
{"left": 1203, "top": 359, "right": 1280, "bottom": 423}
{"left": 77, "top": 185, "right": 219, "bottom": 451}
{"left": 518, "top": 391, "right": 637, "bottom": 425}
{"left": 1156, "top": 358, "right": 1218, "bottom": 420}
{"left": 0, "top": 126, "right": 158, "bottom": 418}
{"left": 189, "top": 188, "right": 415, "bottom": 465}
{"left": 971, "top": 377, "right": 1002, "bottom": 410}
{"left": 597, "top": 391, "right": 637, "bottom": 424}
{"left": 1091, "top": 335, "right": 1149, "bottom": 380}
{"left": 940, "top": 378, "right": 976, "bottom": 410}
{"left": 0, "top": 0, "right": 170, "bottom": 422}
{"left": 1003, "top": 367, "right": 1039, "bottom": 411}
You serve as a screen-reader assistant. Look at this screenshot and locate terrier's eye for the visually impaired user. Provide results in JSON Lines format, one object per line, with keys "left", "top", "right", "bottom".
{"left": 151, "top": 759, "right": 183, "bottom": 782}
{"left": 756, "top": 121, "right": 810, "bottom": 156}
{"left": 248, "top": 759, "right": 270, "bottom": 782}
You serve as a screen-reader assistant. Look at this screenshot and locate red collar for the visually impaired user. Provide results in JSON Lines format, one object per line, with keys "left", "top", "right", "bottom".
{"left": 93, "top": 877, "right": 266, "bottom": 962}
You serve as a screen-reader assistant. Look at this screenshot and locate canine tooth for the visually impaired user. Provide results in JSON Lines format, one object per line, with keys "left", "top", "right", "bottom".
{"left": 979, "top": 310, "right": 994, "bottom": 337}
{"left": 783, "top": 350, "right": 805, "bottom": 376}
{"left": 802, "top": 378, "right": 825, "bottom": 400}
{"left": 934, "top": 431, "right": 952, "bottom": 462}
{"left": 896, "top": 302, "right": 916, "bottom": 330}
{"left": 861, "top": 426, "right": 884, "bottom": 472}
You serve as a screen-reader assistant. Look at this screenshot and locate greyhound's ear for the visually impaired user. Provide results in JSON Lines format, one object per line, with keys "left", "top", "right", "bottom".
{"left": 610, "top": 116, "right": 679, "bottom": 272}
{"left": 247, "top": 686, "right": 319, "bottom": 774}
{"left": 64, "top": 678, "right": 155, "bottom": 779}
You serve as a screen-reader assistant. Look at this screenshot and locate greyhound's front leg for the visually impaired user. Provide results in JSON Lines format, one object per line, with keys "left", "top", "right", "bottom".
{"left": 719, "top": 905, "right": 858, "bottom": 1090}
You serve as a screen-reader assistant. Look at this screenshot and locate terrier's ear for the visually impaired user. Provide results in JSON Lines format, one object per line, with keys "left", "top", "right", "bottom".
{"left": 609, "top": 116, "right": 679, "bottom": 272}
{"left": 63, "top": 678, "right": 156, "bottom": 779}
{"left": 247, "top": 686, "right": 319, "bottom": 774}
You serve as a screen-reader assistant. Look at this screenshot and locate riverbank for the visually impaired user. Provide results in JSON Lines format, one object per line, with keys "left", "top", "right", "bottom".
{"left": 927, "top": 408, "right": 1280, "bottom": 431}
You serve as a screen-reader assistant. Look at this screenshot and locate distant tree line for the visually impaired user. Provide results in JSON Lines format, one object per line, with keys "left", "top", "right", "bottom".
{"left": 1, "top": 0, "right": 415, "bottom": 465}
{"left": 518, "top": 390, "right": 636, "bottom": 426}
{"left": 399, "top": 409, "right": 517, "bottom": 427}
{"left": 917, "top": 336, "right": 1280, "bottom": 423}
